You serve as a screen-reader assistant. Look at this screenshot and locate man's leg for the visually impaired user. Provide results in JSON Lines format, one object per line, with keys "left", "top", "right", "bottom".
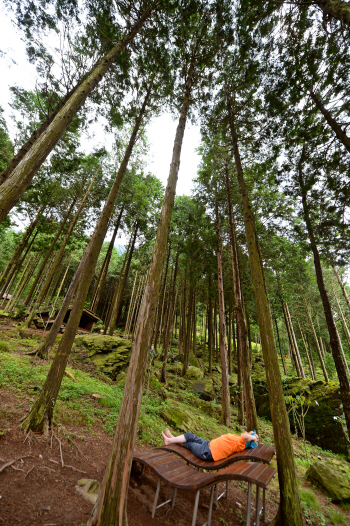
{"left": 165, "top": 427, "right": 174, "bottom": 439}
{"left": 162, "top": 431, "right": 186, "bottom": 446}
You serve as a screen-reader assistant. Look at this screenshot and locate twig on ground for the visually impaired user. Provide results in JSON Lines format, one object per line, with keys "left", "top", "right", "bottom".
{"left": 64, "top": 464, "right": 87, "bottom": 474}
{"left": 24, "top": 350, "right": 38, "bottom": 356}
{"left": 50, "top": 430, "right": 53, "bottom": 449}
{"left": 0, "top": 455, "right": 29, "bottom": 473}
{"left": 49, "top": 459, "right": 59, "bottom": 464}
{"left": 54, "top": 435, "right": 64, "bottom": 468}
{"left": 11, "top": 465, "right": 26, "bottom": 472}
{"left": 24, "top": 466, "right": 35, "bottom": 478}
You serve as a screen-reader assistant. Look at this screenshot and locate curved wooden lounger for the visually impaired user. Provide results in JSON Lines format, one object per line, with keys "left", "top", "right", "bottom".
{"left": 157, "top": 442, "right": 275, "bottom": 470}
{"left": 133, "top": 449, "right": 276, "bottom": 526}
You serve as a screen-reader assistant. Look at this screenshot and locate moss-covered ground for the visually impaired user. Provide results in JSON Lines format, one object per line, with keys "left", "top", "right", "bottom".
{"left": 0, "top": 320, "right": 349, "bottom": 525}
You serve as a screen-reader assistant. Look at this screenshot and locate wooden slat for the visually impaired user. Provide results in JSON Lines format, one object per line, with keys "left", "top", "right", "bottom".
{"left": 133, "top": 449, "right": 277, "bottom": 491}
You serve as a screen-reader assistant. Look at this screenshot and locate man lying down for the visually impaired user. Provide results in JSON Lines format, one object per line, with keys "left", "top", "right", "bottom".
{"left": 161, "top": 428, "right": 259, "bottom": 462}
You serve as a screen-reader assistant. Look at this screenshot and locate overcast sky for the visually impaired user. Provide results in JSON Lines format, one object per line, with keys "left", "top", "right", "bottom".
{"left": 0, "top": 3, "right": 201, "bottom": 205}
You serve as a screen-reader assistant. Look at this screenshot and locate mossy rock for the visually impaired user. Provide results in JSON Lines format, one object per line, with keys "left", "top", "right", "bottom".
{"left": 19, "top": 329, "right": 33, "bottom": 339}
{"left": 189, "top": 353, "right": 202, "bottom": 369}
{"left": 193, "top": 378, "right": 215, "bottom": 401}
{"left": 185, "top": 366, "right": 204, "bottom": 380}
{"left": 306, "top": 460, "right": 350, "bottom": 502}
{"left": 76, "top": 479, "right": 100, "bottom": 504}
{"left": 75, "top": 335, "right": 132, "bottom": 380}
{"left": 161, "top": 401, "right": 198, "bottom": 432}
{"left": 253, "top": 377, "right": 350, "bottom": 458}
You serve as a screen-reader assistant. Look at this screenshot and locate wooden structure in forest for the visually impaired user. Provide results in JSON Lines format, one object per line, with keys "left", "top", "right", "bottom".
{"left": 133, "top": 449, "right": 276, "bottom": 526}
{"left": 33, "top": 306, "right": 100, "bottom": 333}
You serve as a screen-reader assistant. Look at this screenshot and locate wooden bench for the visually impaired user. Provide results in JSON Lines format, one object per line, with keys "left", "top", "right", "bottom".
{"left": 133, "top": 449, "right": 276, "bottom": 526}
{"left": 158, "top": 442, "right": 275, "bottom": 470}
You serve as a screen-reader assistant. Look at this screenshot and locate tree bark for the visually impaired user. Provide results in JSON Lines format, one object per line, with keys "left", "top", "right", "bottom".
{"left": 215, "top": 200, "right": 231, "bottom": 426}
{"left": 306, "top": 333, "right": 317, "bottom": 380}
{"left": 208, "top": 275, "right": 213, "bottom": 373}
{"left": 88, "top": 43, "right": 196, "bottom": 526}
{"left": 275, "top": 318, "right": 287, "bottom": 376}
{"left": 227, "top": 91, "right": 303, "bottom": 526}
{"left": 154, "top": 243, "right": 171, "bottom": 349}
{"left": 224, "top": 158, "right": 258, "bottom": 430}
{"left": 161, "top": 252, "right": 179, "bottom": 382}
{"left": 0, "top": 4, "right": 155, "bottom": 224}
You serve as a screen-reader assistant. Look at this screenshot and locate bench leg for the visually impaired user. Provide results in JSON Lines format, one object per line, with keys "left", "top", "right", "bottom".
{"left": 255, "top": 486, "right": 260, "bottom": 526}
{"left": 192, "top": 489, "right": 200, "bottom": 526}
{"left": 152, "top": 479, "right": 161, "bottom": 518}
{"left": 172, "top": 488, "right": 177, "bottom": 508}
{"left": 246, "top": 482, "right": 252, "bottom": 526}
{"left": 262, "top": 488, "right": 266, "bottom": 521}
{"left": 226, "top": 480, "right": 229, "bottom": 500}
{"left": 141, "top": 465, "right": 145, "bottom": 476}
{"left": 207, "top": 485, "right": 215, "bottom": 526}
{"left": 215, "top": 484, "right": 218, "bottom": 506}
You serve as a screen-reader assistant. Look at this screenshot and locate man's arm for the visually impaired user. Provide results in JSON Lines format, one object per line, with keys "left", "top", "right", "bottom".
{"left": 241, "top": 431, "right": 259, "bottom": 443}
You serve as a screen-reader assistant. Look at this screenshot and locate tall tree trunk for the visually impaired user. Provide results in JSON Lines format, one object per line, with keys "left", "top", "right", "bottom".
{"left": 24, "top": 198, "right": 76, "bottom": 307}
{"left": 306, "top": 333, "right": 317, "bottom": 380}
{"left": 224, "top": 158, "right": 258, "bottom": 430}
{"left": 275, "top": 318, "right": 287, "bottom": 376}
{"left": 182, "top": 287, "right": 193, "bottom": 376}
{"left": 192, "top": 292, "right": 197, "bottom": 356}
{"left": 154, "top": 243, "right": 171, "bottom": 349}
{"left": 215, "top": 200, "right": 231, "bottom": 426}
{"left": 303, "top": 298, "right": 329, "bottom": 381}
{"left": 309, "top": 90, "right": 350, "bottom": 153}
{"left": 227, "top": 92, "right": 303, "bottom": 526}
{"left": 282, "top": 301, "right": 301, "bottom": 376}
{"left": 88, "top": 44, "right": 197, "bottom": 526}
{"left": 228, "top": 306, "right": 232, "bottom": 376}
{"left": 0, "top": 5, "right": 155, "bottom": 224}
{"left": 108, "top": 223, "right": 138, "bottom": 335}
{"left": 298, "top": 154, "right": 350, "bottom": 435}
{"left": 0, "top": 203, "right": 45, "bottom": 294}
{"left": 90, "top": 207, "right": 124, "bottom": 311}
{"left": 22, "top": 85, "right": 152, "bottom": 391}
{"left": 161, "top": 252, "right": 179, "bottom": 383}
{"left": 208, "top": 275, "right": 213, "bottom": 373}
{"left": 333, "top": 266, "right": 350, "bottom": 313}
{"left": 297, "top": 319, "right": 315, "bottom": 380}
{"left": 285, "top": 303, "right": 305, "bottom": 378}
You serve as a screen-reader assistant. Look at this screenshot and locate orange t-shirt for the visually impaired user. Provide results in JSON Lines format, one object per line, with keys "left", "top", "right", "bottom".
{"left": 209, "top": 433, "right": 247, "bottom": 461}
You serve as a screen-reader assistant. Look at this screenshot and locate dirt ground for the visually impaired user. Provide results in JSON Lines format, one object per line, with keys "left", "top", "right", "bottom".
{"left": 0, "top": 387, "right": 281, "bottom": 526}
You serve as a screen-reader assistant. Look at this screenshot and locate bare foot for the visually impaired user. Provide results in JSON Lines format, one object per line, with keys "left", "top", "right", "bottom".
{"left": 165, "top": 427, "right": 174, "bottom": 439}
{"left": 161, "top": 431, "right": 170, "bottom": 446}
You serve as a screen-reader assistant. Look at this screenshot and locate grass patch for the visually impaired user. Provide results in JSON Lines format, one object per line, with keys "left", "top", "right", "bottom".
{"left": 300, "top": 488, "right": 320, "bottom": 511}
{"left": 326, "top": 508, "right": 347, "bottom": 525}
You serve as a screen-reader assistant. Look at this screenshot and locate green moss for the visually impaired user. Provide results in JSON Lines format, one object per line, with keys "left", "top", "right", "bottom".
{"left": 0, "top": 341, "right": 10, "bottom": 352}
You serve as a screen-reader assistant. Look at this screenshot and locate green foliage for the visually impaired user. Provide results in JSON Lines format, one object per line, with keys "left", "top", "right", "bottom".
{"left": 300, "top": 488, "right": 320, "bottom": 511}
{"left": 326, "top": 508, "right": 347, "bottom": 525}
